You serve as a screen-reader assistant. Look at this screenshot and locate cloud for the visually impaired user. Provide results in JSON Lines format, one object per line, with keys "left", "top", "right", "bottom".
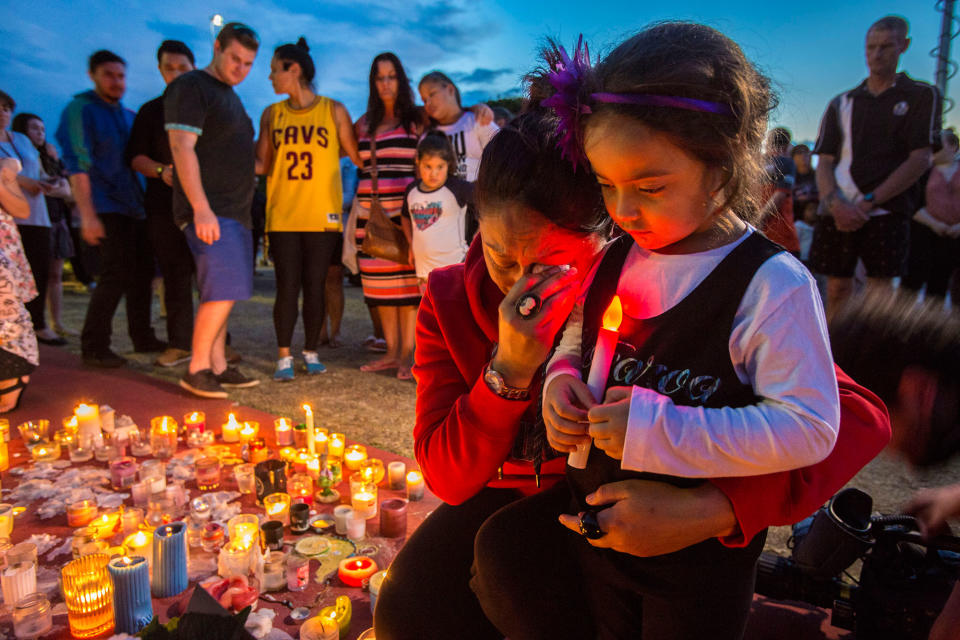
{"left": 452, "top": 67, "right": 514, "bottom": 85}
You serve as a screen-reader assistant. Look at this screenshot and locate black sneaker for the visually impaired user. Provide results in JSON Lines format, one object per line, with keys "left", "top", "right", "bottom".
{"left": 180, "top": 369, "right": 228, "bottom": 398}
{"left": 82, "top": 350, "right": 126, "bottom": 368}
{"left": 133, "top": 337, "right": 168, "bottom": 354}
{"left": 215, "top": 366, "right": 260, "bottom": 389}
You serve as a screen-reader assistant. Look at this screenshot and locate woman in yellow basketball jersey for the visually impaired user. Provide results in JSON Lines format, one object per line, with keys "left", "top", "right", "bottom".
{"left": 255, "top": 38, "right": 361, "bottom": 381}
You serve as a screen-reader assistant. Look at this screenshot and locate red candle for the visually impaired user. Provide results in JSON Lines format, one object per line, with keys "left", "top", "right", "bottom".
{"left": 380, "top": 499, "right": 408, "bottom": 538}
{"left": 184, "top": 411, "right": 206, "bottom": 434}
{"left": 337, "top": 556, "right": 378, "bottom": 587}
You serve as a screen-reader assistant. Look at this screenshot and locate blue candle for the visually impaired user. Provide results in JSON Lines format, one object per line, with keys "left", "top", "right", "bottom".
{"left": 151, "top": 522, "right": 188, "bottom": 597}
{"left": 108, "top": 556, "right": 152, "bottom": 634}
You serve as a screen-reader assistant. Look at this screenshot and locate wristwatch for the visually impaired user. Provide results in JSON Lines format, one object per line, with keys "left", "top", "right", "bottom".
{"left": 483, "top": 363, "right": 531, "bottom": 401}
{"left": 155, "top": 165, "right": 165, "bottom": 177}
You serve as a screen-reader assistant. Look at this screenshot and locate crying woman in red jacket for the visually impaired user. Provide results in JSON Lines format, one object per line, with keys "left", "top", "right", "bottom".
{"left": 372, "top": 111, "right": 891, "bottom": 640}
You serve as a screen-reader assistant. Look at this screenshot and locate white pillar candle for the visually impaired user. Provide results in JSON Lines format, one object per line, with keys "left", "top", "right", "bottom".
{"left": 302, "top": 405, "right": 315, "bottom": 455}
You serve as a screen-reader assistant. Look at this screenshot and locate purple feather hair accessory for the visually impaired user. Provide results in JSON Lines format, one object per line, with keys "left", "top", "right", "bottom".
{"left": 541, "top": 35, "right": 593, "bottom": 168}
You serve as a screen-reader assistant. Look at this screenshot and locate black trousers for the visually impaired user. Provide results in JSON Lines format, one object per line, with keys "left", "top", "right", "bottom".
{"left": 17, "top": 225, "right": 51, "bottom": 331}
{"left": 146, "top": 212, "right": 195, "bottom": 351}
{"left": 902, "top": 220, "right": 960, "bottom": 298}
{"left": 268, "top": 231, "right": 339, "bottom": 351}
{"left": 80, "top": 213, "right": 156, "bottom": 355}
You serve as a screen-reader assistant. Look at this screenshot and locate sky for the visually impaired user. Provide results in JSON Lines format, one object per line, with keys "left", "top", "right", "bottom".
{"left": 1, "top": 0, "right": 957, "bottom": 148}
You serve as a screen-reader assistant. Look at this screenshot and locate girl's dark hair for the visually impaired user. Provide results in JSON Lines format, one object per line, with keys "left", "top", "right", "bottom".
{"left": 11, "top": 112, "right": 40, "bottom": 136}
{"left": 475, "top": 110, "right": 610, "bottom": 236}
{"left": 529, "top": 22, "right": 777, "bottom": 222}
{"left": 12, "top": 113, "right": 63, "bottom": 176}
{"left": 417, "top": 130, "right": 458, "bottom": 178}
{"left": 366, "top": 52, "right": 419, "bottom": 136}
{"left": 275, "top": 37, "right": 315, "bottom": 89}
{"left": 418, "top": 71, "right": 462, "bottom": 108}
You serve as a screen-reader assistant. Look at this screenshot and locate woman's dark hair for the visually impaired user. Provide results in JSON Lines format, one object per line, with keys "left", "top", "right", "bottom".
{"left": 529, "top": 22, "right": 777, "bottom": 223}
{"left": 11, "top": 113, "right": 63, "bottom": 176}
{"left": 417, "top": 130, "right": 458, "bottom": 178}
{"left": 216, "top": 22, "right": 260, "bottom": 52}
{"left": 157, "top": 40, "right": 195, "bottom": 65}
{"left": 275, "top": 37, "right": 315, "bottom": 89}
{"left": 475, "top": 110, "right": 610, "bottom": 236}
{"left": 88, "top": 50, "right": 125, "bottom": 73}
{"left": 418, "top": 71, "right": 462, "bottom": 108}
{"left": 11, "top": 112, "right": 40, "bottom": 136}
{"left": 0, "top": 90, "right": 14, "bottom": 111}
{"left": 366, "top": 52, "right": 420, "bottom": 136}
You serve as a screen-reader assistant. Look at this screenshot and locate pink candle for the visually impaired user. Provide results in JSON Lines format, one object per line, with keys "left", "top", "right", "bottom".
{"left": 109, "top": 457, "right": 138, "bottom": 490}
{"left": 184, "top": 411, "right": 206, "bottom": 435}
{"left": 569, "top": 295, "right": 622, "bottom": 469}
{"left": 274, "top": 418, "right": 293, "bottom": 447}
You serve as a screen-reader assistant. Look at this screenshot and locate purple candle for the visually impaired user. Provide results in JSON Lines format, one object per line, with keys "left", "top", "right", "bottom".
{"left": 380, "top": 499, "right": 408, "bottom": 538}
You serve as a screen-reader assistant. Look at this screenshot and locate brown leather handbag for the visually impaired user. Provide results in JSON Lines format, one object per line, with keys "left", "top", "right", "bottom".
{"left": 360, "top": 133, "right": 410, "bottom": 264}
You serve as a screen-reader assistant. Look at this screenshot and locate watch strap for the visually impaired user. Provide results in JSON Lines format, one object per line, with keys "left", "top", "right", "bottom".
{"left": 484, "top": 363, "right": 531, "bottom": 401}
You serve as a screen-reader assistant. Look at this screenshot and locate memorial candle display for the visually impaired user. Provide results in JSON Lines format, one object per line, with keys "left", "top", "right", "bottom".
{"left": 108, "top": 556, "right": 152, "bottom": 634}
{"left": 569, "top": 295, "right": 623, "bottom": 469}
{"left": 406, "top": 470, "right": 425, "bottom": 501}
{"left": 221, "top": 413, "right": 241, "bottom": 443}
{"left": 338, "top": 556, "right": 378, "bottom": 587}
{"left": 302, "top": 404, "right": 315, "bottom": 454}
{"left": 343, "top": 444, "right": 368, "bottom": 471}
{"left": 274, "top": 418, "right": 293, "bottom": 446}
{"left": 61, "top": 553, "right": 115, "bottom": 638}
{"left": 151, "top": 522, "right": 188, "bottom": 597}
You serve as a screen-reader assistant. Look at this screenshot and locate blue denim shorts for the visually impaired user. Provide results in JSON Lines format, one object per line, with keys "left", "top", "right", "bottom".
{"left": 183, "top": 216, "right": 253, "bottom": 302}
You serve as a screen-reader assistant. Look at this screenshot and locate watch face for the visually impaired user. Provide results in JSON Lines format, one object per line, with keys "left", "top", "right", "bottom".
{"left": 484, "top": 368, "right": 503, "bottom": 393}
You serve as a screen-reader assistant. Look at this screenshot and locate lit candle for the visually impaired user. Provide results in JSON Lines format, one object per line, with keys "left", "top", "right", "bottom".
{"left": 90, "top": 511, "right": 121, "bottom": 540}
{"left": 302, "top": 404, "right": 315, "bottom": 454}
{"left": 317, "top": 596, "right": 351, "bottom": 638}
{"left": 569, "top": 295, "right": 623, "bottom": 469}
{"left": 67, "top": 500, "right": 98, "bottom": 528}
{"left": 217, "top": 541, "right": 250, "bottom": 578}
{"left": 151, "top": 522, "right": 188, "bottom": 597}
{"left": 288, "top": 474, "right": 314, "bottom": 505}
{"left": 228, "top": 515, "right": 260, "bottom": 550}
{"left": 239, "top": 421, "right": 259, "bottom": 444}
{"left": 0, "top": 440, "right": 9, "bottom": 472}
{"left": 351, "top": 483, "right": 377, "bottom": 519}
{"left": 122, "top": 532, "right": 152, "bottom": 570}
{"left": 183, "top": 411, "right": 205, "bottom": 434}
{"left": 74, "top": 403, "right": 102, "bottom": 443}
{"left": 30, "top": 443, "right": 61, "bottom": 463}
{"left": 279, "top": 447, "right": 298, "bottom": 463}
{"left": 107, "top": 556, "right": 151, "bottom": 634}
{"left": 194, "top": 456, "right": 221, "bottom": 490}
{"left": 274, "top": 418, "right": 293, "bottom": 446}
{"left": 406, "top": 470, "right": 425, "bottom": 501}
{"left": 387, "top": 461, "right": 406, "bottom": 490}
{"left": 337, "top": 556, "right": 378, "bottom": 587}
{"left": 314, "top": 427, "right": 328, "bottom": 455}
{"left": 221, "top": 413, "right": 241, "bottom": 443}
{"left": 121, "top": 508, "right": 143, "bottom": 536}
{"left": 61, "top": 554, "right": 115, "bottom": 638}
{"left": 328, "top": 433, "right": 345, "bottom": 459}
{"left": 149, "top": 416, "right": 178, "bottom": 459}
{"left": 306, "top": 454, "right": 320, "bottom": 480}
{"left": 0, "top": 419, "right": 8, "bottom": 442}
{"left": 360, "top": 458, "right": 385, "bottom": 484}
{"left": 343, "top": 444, "right": 367, "bottom": 471}
{"left": 263, "top": 493, "right": 291, "bottom": 526}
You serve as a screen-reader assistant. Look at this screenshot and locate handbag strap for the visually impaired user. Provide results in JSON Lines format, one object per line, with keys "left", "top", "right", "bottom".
{"left": 369, "top": 129, "right": 379, "bottom": 199}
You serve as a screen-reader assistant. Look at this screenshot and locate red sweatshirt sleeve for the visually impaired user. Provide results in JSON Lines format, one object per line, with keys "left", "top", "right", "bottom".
{"left": 712, "top": 365, "right": 891, "bottom": 546}
{"left": 412, "top": 283, "right": 533, "bottom": 505}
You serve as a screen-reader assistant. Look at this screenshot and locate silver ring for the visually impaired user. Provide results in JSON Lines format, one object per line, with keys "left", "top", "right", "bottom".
{"left": 515, "top": 293, "right": 542, "bottom": 319}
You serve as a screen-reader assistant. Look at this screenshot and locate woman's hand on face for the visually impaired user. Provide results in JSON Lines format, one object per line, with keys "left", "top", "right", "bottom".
{"left": 558, "top": 480, "right": 738, "bottom": 557}
{"left": 494, "top": 264, "right": 580, "bottom": 388}
{"left": 586, "top": 386, "right": 631, "bottom": 460}
{"left": 544, "top": 374, "right": 594, "bottom": 453}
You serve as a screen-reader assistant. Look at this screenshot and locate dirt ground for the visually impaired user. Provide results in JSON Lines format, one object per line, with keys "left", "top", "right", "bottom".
{"left": 54, "top": 267, "right": 960, "bottom": 555}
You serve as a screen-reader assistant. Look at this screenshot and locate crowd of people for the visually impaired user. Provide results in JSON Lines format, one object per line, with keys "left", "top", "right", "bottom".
{"left": 0, "top": 11, "right": 959, "bottom": 640}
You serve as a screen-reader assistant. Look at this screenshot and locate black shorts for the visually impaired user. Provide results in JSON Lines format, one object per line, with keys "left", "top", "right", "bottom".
{"left": 808, "top": 212, "right": 910, "bottom": 278}
{"left": 330, "top": 231, "right": 344, "bottom": 268}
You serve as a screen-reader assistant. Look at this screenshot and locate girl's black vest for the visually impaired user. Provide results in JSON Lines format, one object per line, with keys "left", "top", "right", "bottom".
{"left": 566, "top": 232, "right": 783, "bottom": 508}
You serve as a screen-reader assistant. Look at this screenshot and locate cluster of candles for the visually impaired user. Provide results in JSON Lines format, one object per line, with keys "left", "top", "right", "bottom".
{"left": 6, "top": 401, "right": 431, "bottom": 640}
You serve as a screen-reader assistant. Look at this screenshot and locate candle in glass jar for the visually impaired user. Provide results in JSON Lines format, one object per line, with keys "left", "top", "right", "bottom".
{"left": 30, "top": 442, "right": 60, "bottom": 462}
{"left": 387, "top": 461, "right": 406, "bottom": 490}
{"left": 1, "top": 561, "right": 36, "bottom": 606}
{"left": 262, "top": 552, "right": 286, "bottom": 592}
{"left": 337, "top": 556, "right": 378, "bottom": 587}
{"left": 234, "top": 463, "right": 255, "bottom": 494}
{"left": 218, "top": 541, "right": 250, "bottom": 578}
{"left": 263, "top": 493, "right": 291, "bottom": 526}
{"left": 140, "top": 460, "right": 166, "bottom": 494}
{"left": 306, "top": 454, "right": 320, "bottom": 480}
{"left": 406, "top": 471, "right": 425, "bottom": 501}
{"left": 360, "top": 458, "right": 385, "bottom": 484}
{"left": 274, "top": 418, "right": 293, "bottom": 446}
{"left": 194, "top": 456, "right": 221, "bottom": 490}
{"left": 109, "top": 457, "right": 138, "bottom": 490}
{"left": 183, "top": 411, "right": 205, "bottom": 435}
{"left": 90, "top": 511, "right": 121, "bottom": 540}
{"left": 288, "top": 474, "right": 314, "bottom": 505}
{"left": 351, "top": 482, "right": 377, "bottom": 519}
{"left": 127, "top": 430, "right": 152, "bottom": 457}
{"left": 201, "top": 522, "right": 224, "bottom": 553}
{"left": 314, "top": 427, "right": 328, "bottom": 455}
{"left": 0, "top": 440, "right": 8, "bottom": 472}
{"left": 343, "top": 444, "right": 367, "bottom": 471}
{"left": 122, "top": 532, "right": 152, "bottom": 569}
{"left": 333, "top": 506, "right": 352, "bottom": 536}
{"left": 0, "top": 418, "right": 8, "bottom": 442}
{"left": 67, "top": 500, "right": 99, "bottom": 527}
{"left": 228, "top": 515, "right": 260, "bottom": 550}
{"left": 302, "top": 404, "right": 315, "bottom": 454}
{"left": 248, "top": 438, "right": 268, "bottom": 464}
{"left": 130, "top": 480, "right": 151, "bottom": 507}
{"left": 149, "top": 416, "right": 178, "bottom": 459}
{"left": 239, "top": 421, "right": 258, "bottom": 444}
{"left": 221, "top": 413, "right": 241, "bottom": 443}
{"left": 61, "top": 553, "right": 114, "bottom": 638}
{"left": 74, "top": 403, "right": 101, "bottom": 441}
{"left": 286, "top": 554, "right": 310, "bottom": 591}
{"left": 121, "top": 508, "right": 143, "bottom": 536}
{"left": 328, "top": 432, "right": 345, "bottom": 459}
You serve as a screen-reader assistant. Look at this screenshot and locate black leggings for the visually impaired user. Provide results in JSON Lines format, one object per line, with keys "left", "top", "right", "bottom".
{"left": 269, "top": 231, "right": 339, "bottom": 351}
{"left": 18, "top": 225, "right": 51, "bottom": 331}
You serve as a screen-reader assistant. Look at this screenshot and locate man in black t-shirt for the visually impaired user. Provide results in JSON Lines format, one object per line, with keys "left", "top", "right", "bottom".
{"left": 127, "top": 40, "right": 196, "bottom": 369}
{"left": 810, "top": 15, "right": 941, "bottom": 318}
{"left": 165, "top": 23, "right": 260, "bottom": 399}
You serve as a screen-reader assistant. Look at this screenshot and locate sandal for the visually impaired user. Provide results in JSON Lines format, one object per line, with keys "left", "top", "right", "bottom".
{"left": 0, "top": 377, "right": 28, "bottom": 413}
{"left": 360, "top": 359, "right": 400, "bottom": 373}
{"left": 396, "top": 366, "right": 414, "bottom": 381}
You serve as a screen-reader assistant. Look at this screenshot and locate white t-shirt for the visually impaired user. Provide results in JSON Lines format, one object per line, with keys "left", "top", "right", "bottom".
{"left": 433, "top": 111, "right": 499, "bottom": 181}
{"left": 545, "top": 228, "right": 840, "bottom": 478}
{"left": 401, "top": 177, "right": 473, "bottom": 279}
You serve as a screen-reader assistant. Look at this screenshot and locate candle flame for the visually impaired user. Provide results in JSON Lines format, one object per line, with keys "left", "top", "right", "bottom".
{"left": 406, "top": 471, "right": 422, "bottom": 482}
{"left": 189, "top": 412, "right": 201, "bottom": 421}
{"left": 602, "top": 295, "right": 623, "bottom": 331}
{"left": 302, "top": 404, "right": 312, "bottom": 415}
{"left": 227, "top": 413, "right": 239, "bottom": 426}
{"left": 133, "top": 532, "right": 147, "bottom": 545}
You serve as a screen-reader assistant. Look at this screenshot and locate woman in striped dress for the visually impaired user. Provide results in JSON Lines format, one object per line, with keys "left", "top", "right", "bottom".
{"left": 354, "top": 53, "right": 424, "bottom": 380}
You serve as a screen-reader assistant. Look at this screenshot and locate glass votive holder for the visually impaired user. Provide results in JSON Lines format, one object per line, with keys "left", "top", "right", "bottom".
{"left": 139, "top": 460, "right": 166, "bottom": 494}
{"left": 66, "top": 500, "right": 98, "bottom": 528}
{"left": 274, "top": 418, "right": 293, "bottom": 447}
{"left": 260, "top": 520, "right": 283, "bottom": 551}
{"left": 217, "top": 541, "right": 249, "bottom": 578}
{"left": 234, "top": 464, "right": 255, "bottom": 494}
{"left": 360, "top": 459, "right": 385, "bottom": 484}
{"left": 346, "top": 511, "right": 366, "bottom": 541}
{"left": 109, "top": 457, "right": 138, "bottom": 490}
{"left": 333, "top": 506, "right": 352, "bottom": 536}
{"left": 293, "top": 423, "right": 308, "bottom": 450}
{"left": 130, "top": 481, "right": 151, "bottom": 507}
{"left": 127, "top": 430, "right": 152, "bottom": 457}
{"left": 17, "top": 421, "right": 49, "bottom": 448}
{"left": 288, "top": 474, "right": 314, "bottom": 506}
{"left": 313, "top": 427, "right": 329, "bottom": 455}
{"left": 12, "top": 592, "right": 52, "bottom": 640}
{"left": 2, "top": 561, "right": 36, "bottom": 610}
{"left": 328, "top": 433, "right": 345, "bottom": 459}
{"left": 351, "top": 482, "right": 378, "bottom": 520}
{"left": 343, "top": 444, "right": 368, "bottom": 471}
{"left": 227, "top": 514, "right": 260, "bottom": 549}
{"left": 0, "top": 440, "right": 7, "bottom": 472}
{"left": 248, "top": 438, "right": 268, "bottom": 464}
{"left": 121, "top": 508, "right": 143, "bottom": 536}
{"left": 262, "top": 552, "right": 286, "bottom": 592}
{"left": 286, "top": 555, "right": 309, "bottom": 591}
{"left": 149, "top": 417, "right": 178, "bottom": 459}
{"left": 0, "top": 504, "right": 14, "bottom": 537}
{"left": 67, "top": 433, "right": 95, "bottom": 462}
{"left": 194, "top": 456, "right": 221, "bottom": 491}
{"left": 387, "top": 461, "right": 406, "bottom": 490}
{"left": 145, "top": 498, "right": 173, "bottom": 529}
{"left": 6, "top": 543, "right": 37, "bottom": 569}
{"left": 290, "top": 503, "right": 311, "bottom": 534}
{"left": 349, "top": 472, "right": 366, "bottom": 496}
{"left": 61, "top": 554, "right": 114, "bottom": 638}
{"left": 201, "top": 523, "right": 225, "bottom": 553}
{"left": 30, "top": 441, "right": 60, "bottom": 463}
{"left": 263, "top": 493, "right": 291, "bottom": 526}
{"left": 183, "top": 411, "right": 205, "bottom": 437}
{"left": 238, "top": 421, "right": 259, "bottom": 444}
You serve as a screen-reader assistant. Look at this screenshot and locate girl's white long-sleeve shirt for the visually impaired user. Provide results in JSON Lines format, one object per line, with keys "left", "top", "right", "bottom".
{"left": 545, "top": 228, "right": 840, "bottom": 478}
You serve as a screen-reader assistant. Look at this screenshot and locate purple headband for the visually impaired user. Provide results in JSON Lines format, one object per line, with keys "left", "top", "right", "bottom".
{"left": 542, "top": 37, "right": 732, "bottom": 168}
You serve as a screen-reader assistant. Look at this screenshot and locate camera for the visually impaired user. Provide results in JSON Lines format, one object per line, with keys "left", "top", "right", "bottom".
{"left": 754, "top": 488, "right": 960, "bottom": 639}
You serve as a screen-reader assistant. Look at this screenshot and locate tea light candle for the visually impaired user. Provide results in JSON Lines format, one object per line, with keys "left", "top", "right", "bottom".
{"left": 67, "top": 500, "right": 98, "bottom": 527}
{"left": 183, "top": 411, "right": 205, "bottom": 435}
{"left": 306, "top": 454, "right": 321, "bottom": 480}
{"left": 338, "top": 556, "right": 378, "bottom": 587}
{"left": 288, "top": 473, "right": 314, "bottom": 506}
{"left": 1, "top": 561, "right": 36, "bottom": 606}
{"left": 360, "top": 458, "right": 385, "bottom": 484}
{"left": 351, "top": 482, "right": 377, "bottom": 519}
{"left": 406, "top": 470, "right": 425, "bottom": 501}
{"left": 221, "top": 413, "right": 241, "bottom": 443}
{"left": 109, "top": 457, "right": 138, "bottom": 490}
{"left": 30, "top": 442, "right": 60, "bottom": 462}
{"left": 239, "top": 421, "right": 259, "bottom": 444}
{"left": 127, "top": 430, "right": 152, "bottom": 457}
{"left": 328, "top": 433, "right": 345, "bottom": 459}
{"left": 343, "top": 444, "right": 368, "bottom": 471}
{"left": 333, "top": 506, "right": 352, "bottom": 536}
{"left": 314, "top": 427, "right": 328, "bottom": 455}
{"left": 380, "top": 499, "right": 408, "bottom": 538}
{"left": 263, "top": 493, "right": 291, "bottom": 526}
{"left": 151, "top": 522, "right": 188, "bottom": 597}
{"left": 108, "top": 556, "right": 151, "bottom": 634}
{"left": 90, "top": 511, "right": 121, "bottom": 540}
{"left": 194, "top": 456, "right": 221, "bottom": 490}
{"left": 217, "top": 541, "right": 249, "bottom": 578}
{"left": 274, "top": 418, "right": 293, "bottom": 447}
{"left": 149, "top": 416, "right": 178, "bottom": 459}
{"left": 302, "top": 404, "right": 315, "bottom": 454}
{"left": 122, "top": 532, "right": 152, "bottom": 568}
{"left": 388, "top": 461, "right": 406, "bottom": 490}
{"left": 61, "top": 553, "right": 115, "bottom": 638}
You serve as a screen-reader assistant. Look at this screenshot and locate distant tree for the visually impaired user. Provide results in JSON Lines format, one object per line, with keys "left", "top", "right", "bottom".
{"left": 487, "top": 97, "right": 524, "bottom": 114}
